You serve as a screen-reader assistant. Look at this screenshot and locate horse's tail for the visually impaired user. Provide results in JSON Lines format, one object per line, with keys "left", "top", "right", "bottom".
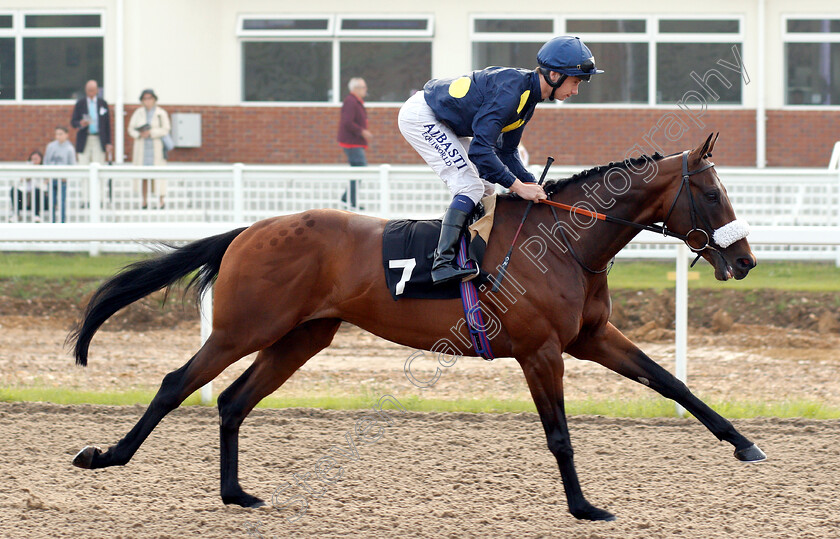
{"left": 69, "top": 227, "right": 248, "bottom": 367}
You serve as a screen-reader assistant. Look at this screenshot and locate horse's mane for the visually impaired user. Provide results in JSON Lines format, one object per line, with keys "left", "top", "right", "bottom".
{"left": 543, "top": 153, "right": 665, "bottom": 196}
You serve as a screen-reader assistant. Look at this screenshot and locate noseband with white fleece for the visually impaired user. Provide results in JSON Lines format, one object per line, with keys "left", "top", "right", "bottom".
{"left": 712, "top": 219, "right": 750, "bottom": 249}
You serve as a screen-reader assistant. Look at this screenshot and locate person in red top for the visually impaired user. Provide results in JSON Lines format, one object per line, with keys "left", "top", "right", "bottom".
{"left": 337, "top": 77, "right": 372, "bottom": 166}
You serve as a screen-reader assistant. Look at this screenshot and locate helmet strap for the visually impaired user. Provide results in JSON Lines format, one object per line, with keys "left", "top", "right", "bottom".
{"left": 550, "top": 75, "right": 567, "bottom": 101}
{"left": 539, "top": 68, "right": 566, "bottom": 101}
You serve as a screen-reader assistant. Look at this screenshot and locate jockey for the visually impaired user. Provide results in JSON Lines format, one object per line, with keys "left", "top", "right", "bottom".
{"left": 398, "top": 36, "right": 604, "bottom": 285}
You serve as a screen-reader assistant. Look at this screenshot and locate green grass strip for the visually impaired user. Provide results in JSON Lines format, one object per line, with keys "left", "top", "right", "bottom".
{"left": 1, "top": 388, "right": 838, "bottom": 419}
{"left": 0, "top": 253, "right": 147, "bottom": 278}
{"left": 607, "top": 260, "right": 840, "bottom": 291}
{"left": 0, "top": 387, "right": 203, "bottom": 407}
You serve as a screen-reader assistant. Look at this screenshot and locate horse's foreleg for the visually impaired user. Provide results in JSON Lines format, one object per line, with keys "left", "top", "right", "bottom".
{"left": 72, "top": 332, "right": 248, "bottom": 470}
{"left": 566, "top": 322, "right": 765, "bottom": 461}
{"left": 216, "top": 319, "right": 341, "bottom": 508}
{"left": 518, "top": 347, "right": 616, "bottom": 521}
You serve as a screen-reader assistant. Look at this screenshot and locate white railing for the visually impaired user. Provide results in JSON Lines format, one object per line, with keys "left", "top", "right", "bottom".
{"left": 3, "top": 222, "right": 839, "bottom": 407}
{"left": 1, "top": 162, "right": 839, "bottom": 260}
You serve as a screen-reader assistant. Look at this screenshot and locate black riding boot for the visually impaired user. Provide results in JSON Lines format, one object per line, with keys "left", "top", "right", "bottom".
{"left": 431, "top": 208, "right": 479, "bottom": 285}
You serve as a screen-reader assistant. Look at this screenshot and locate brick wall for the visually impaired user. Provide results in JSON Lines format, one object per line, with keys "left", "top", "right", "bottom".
{"left": 766, "top": 111, "right": 840, "bottom": 167}
{"left": 4, "top": 104, "right": 838, "bottom": 168}
{"left": 4, "top": 105, "right": 81, "bottom": 162}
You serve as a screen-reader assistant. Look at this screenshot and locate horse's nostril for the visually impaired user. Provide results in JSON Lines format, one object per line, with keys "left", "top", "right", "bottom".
{"left": 737, "top": 257, "right": 754, "bottom": 269}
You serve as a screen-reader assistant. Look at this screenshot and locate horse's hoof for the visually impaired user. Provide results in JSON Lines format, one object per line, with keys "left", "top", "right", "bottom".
{"left": 222, "top": 492, "right": 266, "bottom": 508}
{"left": 734, "top": 444, "right": 766, "bottom": 462}
{"left": 571, "top": 504, "right": 616, "bottom": 522}
{"left": 72, "top": 446, "right": 102, "bottom": 469}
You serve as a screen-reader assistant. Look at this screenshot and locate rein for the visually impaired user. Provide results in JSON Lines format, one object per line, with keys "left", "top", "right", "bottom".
{"left": 492, "top": 157, "right": 554, "bottom": 292}
{"left": 536, "top": 151, "right": 719, "bottom": 273}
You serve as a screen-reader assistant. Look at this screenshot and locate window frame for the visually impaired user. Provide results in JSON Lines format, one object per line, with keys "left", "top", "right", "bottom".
{"left": 782, "top": 14, "right": 840, "bottom": 110}
{"left": 0, "top": 9, "right": 105, "bottom": 104}
{"left": 469, "top": 13, "right": 745, "bottom": 108}
{"left": 238, "top": 13, "right": 433, "bottom": 106}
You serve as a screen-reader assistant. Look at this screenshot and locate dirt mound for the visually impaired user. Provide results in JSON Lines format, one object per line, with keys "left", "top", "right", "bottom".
{"left": 1, "top": 279, "right": 839, "bottom": 336}
{"left": 610, "top": 288, "right": 840, "bottom": 335}
{"left": 0, "top": 286, "right": 199, "bottom": 331}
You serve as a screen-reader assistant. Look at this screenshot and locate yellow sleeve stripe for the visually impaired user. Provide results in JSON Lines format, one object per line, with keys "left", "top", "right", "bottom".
{"left": 516, "top": 90, "right": 530, "bottom": 113}
{"left": 501, "top": 90, "right": 531, "bottom": 132}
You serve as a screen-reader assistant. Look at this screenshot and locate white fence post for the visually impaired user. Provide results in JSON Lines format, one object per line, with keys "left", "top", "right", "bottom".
{"left": 200, "top": 286, "right": 213, "bottom": 404}
{"left": 379, "top": 164, "right": 391, "bottom": 217}
{"left": 233, "top": 163, "right": 244, "bottom": 222}
{"left": 836, "top": 164, "right": 840, "bottom": 268}
{"left": 675, "top": 243, "right": 688, "bottom": 417}
{"left": 88, "top": 163, "right": 102, "bottom": 256}
{"left": 829, "top": 143, "right": 840, "bottom": 267}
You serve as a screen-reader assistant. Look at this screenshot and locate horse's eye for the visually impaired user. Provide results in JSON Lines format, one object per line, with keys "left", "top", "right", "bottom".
{"left": 704, "top": 190, "right": 719, "bottom": 203}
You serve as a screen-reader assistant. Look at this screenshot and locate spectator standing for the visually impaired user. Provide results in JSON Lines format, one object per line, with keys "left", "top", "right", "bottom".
{"left": 44, "top": 126, "right": 77, "bottom": 223}
{"left": 127, "top": 89, "right": 171, "bottom": 209}
{"left": 337, "top": 77, "right": 372, "bottom": 210}
{"left": 337, "top": 77, "right": 372, "bottom": 165}
{"left": 71, "top": 79, "right": 112, "bottom": 163}
{"left": 71, "top": 80, "right": 112, "bottom": 209}
{"left": 8, "top": 150, "right": 45, "bottom": 222}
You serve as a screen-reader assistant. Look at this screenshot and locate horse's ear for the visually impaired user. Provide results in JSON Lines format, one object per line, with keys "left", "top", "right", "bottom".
{"left": 689, "top": 133, "right": 715, "bottom": 163}
{"left": 707, "top": 132, "right": 719, "bottom": 156}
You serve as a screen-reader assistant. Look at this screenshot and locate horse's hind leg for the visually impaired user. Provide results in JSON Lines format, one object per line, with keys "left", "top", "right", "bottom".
{"left": 217, "top": 318, "right": 341, "bottom": 508}
{"left": 72, "top": 332, "right": 253, "bottom": 470}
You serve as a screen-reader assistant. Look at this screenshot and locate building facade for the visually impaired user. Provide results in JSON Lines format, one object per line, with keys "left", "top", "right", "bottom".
{"left": 1, "top": 0, "right": 838, "bottom": 167}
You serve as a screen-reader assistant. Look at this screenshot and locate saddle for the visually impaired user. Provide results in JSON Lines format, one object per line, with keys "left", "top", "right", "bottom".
{"left": 380, "top": 195, "right": 499, "bottom": 360}
{"left": 381, "top": 196, "right": 496, "bottom": 300}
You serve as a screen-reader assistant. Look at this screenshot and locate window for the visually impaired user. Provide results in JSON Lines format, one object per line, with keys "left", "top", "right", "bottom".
{"left": 656, "top": 19, "right": 742, "bottom": 104}
{"left": 472, "top": 41, "right": 542, "bottom": 73}
{"left": 471, "top": 16, "right": 551, "bottom": 72}
{"left": 659, "top": 19, "right": 739, "bottom": 33}
{"left": 474, "top": 18, "right": 552, "bottom": 33}
{"left": 0, "top": 11, "right": 104, "bottom": 102}
{"left": 567, "top": 19, "right": 646, "bottom": 33}
{"left": 243, "top": 42, "right": 332, "bottom": 102}
{"left": 578, "top": 42, "right": 648, "bottom": 104}
{"left": 238, "top": 15, "right": 433, "bottom": 103}
{"left": 24, "top": 14, "right": 101, "bottom": 28}
{"left": 471, "top": 15, "right": 743, "bottom": 106}
{"left": 340, "top": 42, "right": 431, "bottom": 101}
{"left": 784, "top": 18, "right": 840, "bottom": 105}
{"left": 0, "top": 37, "right": 13, "bottom": 100}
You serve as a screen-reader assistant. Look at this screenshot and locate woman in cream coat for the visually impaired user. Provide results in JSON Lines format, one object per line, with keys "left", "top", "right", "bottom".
{"left": 128, "top": 88, "right": 171, "bottom": 208}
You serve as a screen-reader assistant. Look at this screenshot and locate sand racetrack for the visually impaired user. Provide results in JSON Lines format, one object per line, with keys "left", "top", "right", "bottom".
{"left": 1, "top": 403, "right": 839, "bottom": 538}
{"left": 1, "top": 291, "right": 840, "bottom": 538}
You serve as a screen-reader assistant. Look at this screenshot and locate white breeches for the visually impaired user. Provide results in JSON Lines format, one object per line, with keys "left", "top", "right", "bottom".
{"left": 398, "top": 92, "right": 496, "bottom": 204}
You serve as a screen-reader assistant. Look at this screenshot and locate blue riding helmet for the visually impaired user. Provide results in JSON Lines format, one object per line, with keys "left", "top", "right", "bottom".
{"left": 537, "top": 36, "right": 603, "bottom": 99}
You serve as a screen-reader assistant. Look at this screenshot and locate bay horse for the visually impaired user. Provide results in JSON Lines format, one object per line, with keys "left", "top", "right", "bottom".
{"left": 69, "top": 134, "right": 765, "bottom": 521}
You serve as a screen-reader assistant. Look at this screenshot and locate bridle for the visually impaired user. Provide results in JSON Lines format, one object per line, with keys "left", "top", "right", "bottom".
{"left": 661, "top": 150, "right": 719, "bottom": 259}
{"left": 537, "top": 150, "right": 723, "bottom": 273}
